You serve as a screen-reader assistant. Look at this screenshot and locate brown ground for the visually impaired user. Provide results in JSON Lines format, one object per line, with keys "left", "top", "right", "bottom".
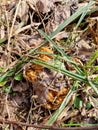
{"left": 0, "top": 0, "right": 98, "bottom": 130}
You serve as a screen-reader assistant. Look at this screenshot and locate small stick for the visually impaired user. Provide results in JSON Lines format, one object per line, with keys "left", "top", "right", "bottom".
{"left": 0, "top": 118, "right": 98, "bottom": 130}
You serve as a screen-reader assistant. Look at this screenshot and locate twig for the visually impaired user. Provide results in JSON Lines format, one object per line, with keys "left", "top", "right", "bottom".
{"left": 0, "top": 118, "right": 98, "bottom": 130}
{"left": 14, "top": 23, "right": 40, "bottom": 35}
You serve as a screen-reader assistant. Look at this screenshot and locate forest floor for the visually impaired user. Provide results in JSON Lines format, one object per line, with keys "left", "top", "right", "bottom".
{"left": 0, "top": 0, "right": 98, "bottom": 130}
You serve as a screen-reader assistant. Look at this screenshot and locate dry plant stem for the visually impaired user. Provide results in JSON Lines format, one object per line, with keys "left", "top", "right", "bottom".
{"left": 14, "top": 23, "right": 40, "bottom": 35}
{"left": 7, "top": 0, "right": 21, "bottom": 65}
{"left": 0, "top": 118, "right": 98, "bottom": 130}
{"left": 15, "top": 25, "right": 32, "bottom": 35}
{"left": 5, "top": 80, "right": 14, "bottom": 119}
{"left": 5, "top": 10, "right": 10, "bottom": 40}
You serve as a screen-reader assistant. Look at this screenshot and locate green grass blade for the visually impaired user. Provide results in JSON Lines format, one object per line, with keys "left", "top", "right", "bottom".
{"left": 36, "top": 51, "right": 85, "bottom": 76}
{"left": 49, "top": 3, "right": 94, "bottom": 38}
{"left": 33, "top": 60, "right": 87, "bottom": 82}
{"left": 38, "top": 30, "right": 85, "bottom": 75}
{"left": 75, "top": 0, "right": 95, "bottom": 29}
{"left": 0, "top": 38, "right": 6, "bottom": 44}
{"left": 38, "top": 30, "right": 66, "bottom": 57}
{"left": 88, "top": 78, "right": 98, "bottom": 95}
{"left": 62, "top": 123, "right": 98, "bottom": 127}
{"left": 0, "top": 61, "right": 25, "bottom": 83}
{"left": 86, "top": 51, "right": 98, "bottom": 67}
{"left": 38, "top": 30, "right": 75, "bottom": 64}
{"left": 72, "top": 64, "right": 85, "bottom": 75}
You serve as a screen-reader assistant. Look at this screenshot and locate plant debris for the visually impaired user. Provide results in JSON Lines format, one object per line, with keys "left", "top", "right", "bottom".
{"left": 0, "top": 0, "right": 98, "bottom": 129}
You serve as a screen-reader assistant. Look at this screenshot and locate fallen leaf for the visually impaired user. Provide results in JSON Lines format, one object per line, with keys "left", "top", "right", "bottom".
{"left": 36, "top": 0, "right": 54, "bottom": 13}
{"left": 54, "top": 4, "right": 70, "bottom": 26}
{"left": 17, "top": 0, "right": 29, "bottom": 24}
{"left": 87, "top": 18, "right": 98, "bottom": 48}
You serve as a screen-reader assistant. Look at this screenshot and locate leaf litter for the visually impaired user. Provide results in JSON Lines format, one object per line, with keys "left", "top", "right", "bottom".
{"left": 0, "top": 0, "right": 98, "bottom": 129}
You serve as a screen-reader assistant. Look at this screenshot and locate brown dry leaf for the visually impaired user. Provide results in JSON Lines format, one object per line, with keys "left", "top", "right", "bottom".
{"left": 75, "top": 39, "right": 95, "bottom": 62}
{"left": 76, "top": 38, "right": 93, "bottom": 51}
{"left": 17, "top": 0, "right": 29, "bottom": 24}
{"left": 36, "top": 0, "right": 54, "bottom": 13}
{"left": 46, "top": 1, "right": 71, "bottom": 34}
{"left": 13, "top": 34, "right": 42, "bottom": 53}
{"left": 33, "top": 80, "right": 49, "bottom": 104}
{"left": 54, "top": 3, "right": 70, "bottom": 26}
{"left": 12, "top": 82, "right": 29, "bottom": 93}
{"left": 28, "top": 0, "right": 54, "bottom": 14}
{"left": 87, "top": 18, "right": 98, "bottom": 48}
{"left": 28, "top": 34, "right": 42, "bottom": 48}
